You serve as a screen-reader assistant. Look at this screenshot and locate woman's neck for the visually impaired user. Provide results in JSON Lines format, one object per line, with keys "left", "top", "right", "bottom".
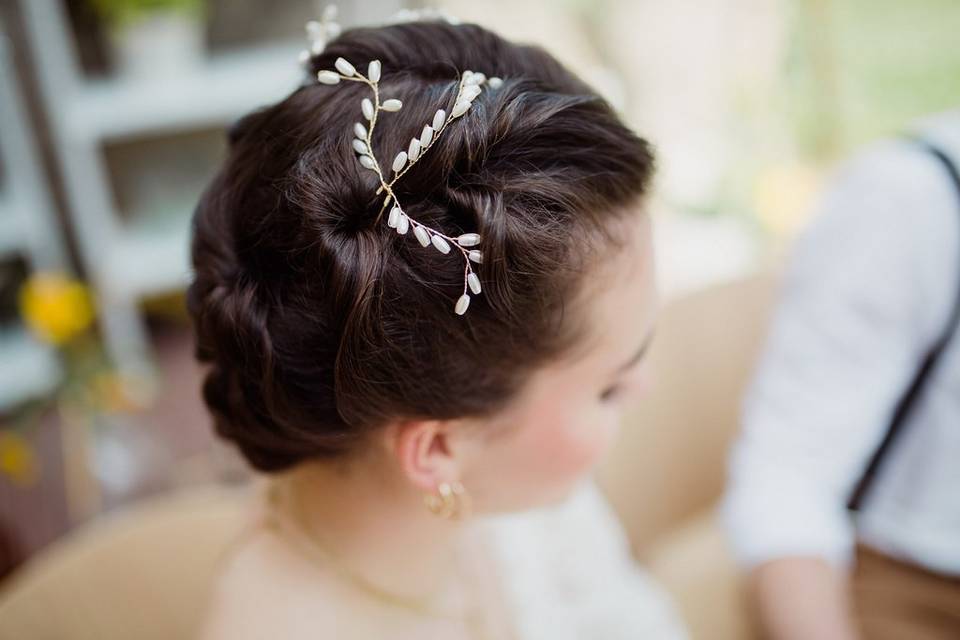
{"left": 267, "top": 451, "right": 472, "bottom": 607}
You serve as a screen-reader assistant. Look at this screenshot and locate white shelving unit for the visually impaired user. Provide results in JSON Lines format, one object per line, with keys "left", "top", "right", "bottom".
{"left": 0, "top": 27, "right": 69, "bottom": 412}
{"left": 18, "top": 0, "right": 310, "bottom": 397}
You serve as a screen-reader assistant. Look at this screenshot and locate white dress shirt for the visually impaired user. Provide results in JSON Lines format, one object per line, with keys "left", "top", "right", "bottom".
{"left": 721, "top": 109, "right": 960, "bottom": 576}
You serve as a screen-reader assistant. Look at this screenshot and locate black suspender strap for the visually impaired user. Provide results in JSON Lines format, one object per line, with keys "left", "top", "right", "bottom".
{"left": 847, "top": 137, "right": 960, "bottom": 512}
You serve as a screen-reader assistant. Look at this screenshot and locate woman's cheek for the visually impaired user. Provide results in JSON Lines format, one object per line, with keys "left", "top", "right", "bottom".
{"left": 538, "top": 409, "right": 615, "bottom": 481}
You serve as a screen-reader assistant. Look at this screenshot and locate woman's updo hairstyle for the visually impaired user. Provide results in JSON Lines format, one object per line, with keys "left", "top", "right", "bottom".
{"left": 186, "top": 19, "right": 655, "bottom": 472}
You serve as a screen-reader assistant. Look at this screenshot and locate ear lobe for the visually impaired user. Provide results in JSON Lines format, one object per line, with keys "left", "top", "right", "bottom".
{"left": 390, "top": 419, "right": 459, "bottom": 492}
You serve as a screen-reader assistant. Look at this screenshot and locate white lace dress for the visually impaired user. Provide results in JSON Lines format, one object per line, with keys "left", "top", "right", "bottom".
{"left": 480, "top": 479, "right": 689, "bottom": 640}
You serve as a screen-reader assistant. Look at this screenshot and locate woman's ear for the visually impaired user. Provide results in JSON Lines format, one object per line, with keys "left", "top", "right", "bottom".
{"left": 385, "top": 419, "right": 462, "bottom": 492}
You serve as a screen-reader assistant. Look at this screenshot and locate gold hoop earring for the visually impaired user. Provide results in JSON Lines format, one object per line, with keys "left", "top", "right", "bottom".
{"left": 423, "top": 480, "right": 471, "bottom": 520}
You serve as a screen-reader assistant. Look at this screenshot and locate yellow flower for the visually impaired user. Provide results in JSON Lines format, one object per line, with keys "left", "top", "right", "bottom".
{"left": 0, "top": 431, "right": 39, "bottom": 486}
{"left": 18, "top": 272, "right": 95, "bottom": 345}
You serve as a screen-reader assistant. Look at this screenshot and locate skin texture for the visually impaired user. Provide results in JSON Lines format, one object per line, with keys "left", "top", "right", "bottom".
{"left": 750, "top": 557, "right": 860, "bottom": 640}
{"left": 199, "top": 211, "right": 659, "bottom": 640}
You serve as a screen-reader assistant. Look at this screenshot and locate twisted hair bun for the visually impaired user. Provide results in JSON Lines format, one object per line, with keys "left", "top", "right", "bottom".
{"left": 186, "top": 19, "right": 655, "bottom": 472}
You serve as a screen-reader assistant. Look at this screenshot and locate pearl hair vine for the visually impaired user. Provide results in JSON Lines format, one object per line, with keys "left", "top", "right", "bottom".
{"left": 297, "top": 4, "right": 502, "bottom": 316}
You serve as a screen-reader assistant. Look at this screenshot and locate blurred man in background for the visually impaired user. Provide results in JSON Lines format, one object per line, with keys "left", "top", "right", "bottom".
{"left": 722, "top": 108, "right": 960, "bottom": 640}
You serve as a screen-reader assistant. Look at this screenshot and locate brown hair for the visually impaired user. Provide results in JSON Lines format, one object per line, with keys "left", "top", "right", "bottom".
{"left": 186, "top": 20, "right": 655, "bottom": 472}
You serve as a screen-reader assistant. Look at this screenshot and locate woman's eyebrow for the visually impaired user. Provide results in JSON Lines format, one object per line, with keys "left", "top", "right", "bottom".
{"left": 613, "top": 328, "right": 655, "bottom": 375}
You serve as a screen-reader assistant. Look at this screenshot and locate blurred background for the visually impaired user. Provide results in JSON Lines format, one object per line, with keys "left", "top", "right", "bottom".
{"left": 0, "top": 0, "right": 958, "bottom": 633}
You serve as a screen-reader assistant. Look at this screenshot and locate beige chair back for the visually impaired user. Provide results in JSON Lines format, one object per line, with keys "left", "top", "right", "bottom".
{"left": 598, "top": 271, "right": 780, "bottom": 640}
{"left": 0, "top": 485, "right": 250, "bottom": 640}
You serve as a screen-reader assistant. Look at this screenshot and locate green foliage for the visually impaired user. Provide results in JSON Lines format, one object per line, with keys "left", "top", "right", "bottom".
{"left": 87, "top": 0, "right": 204, "bottom": 28}
{"left": 785, "top": 0, "right": 960, "bottom": 161}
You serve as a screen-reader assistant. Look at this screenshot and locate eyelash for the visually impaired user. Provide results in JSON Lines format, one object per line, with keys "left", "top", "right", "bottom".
{"left": 599, "top": 383, "right": 623, "bottom": 403}
{"left": 600, "top": 344, "right": 650, "bottom": 404}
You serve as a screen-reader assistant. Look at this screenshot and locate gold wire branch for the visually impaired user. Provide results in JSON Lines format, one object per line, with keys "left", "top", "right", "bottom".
{"left": 312, "top": 52, "right": 502, "bottom": 315}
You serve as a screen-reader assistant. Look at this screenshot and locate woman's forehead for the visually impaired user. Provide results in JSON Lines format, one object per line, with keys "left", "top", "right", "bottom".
{"left": 526, "top": 217, "right": 658, "bottom": 388}
{"left": 580, "top": 216, "right": 658, "bottom": 354}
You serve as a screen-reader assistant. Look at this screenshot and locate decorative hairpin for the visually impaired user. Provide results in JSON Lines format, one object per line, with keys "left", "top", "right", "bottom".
{"left": 388, "top": 7, "right": 461, "bottom": 25}
{"left": 299, "top": 4, "right": 342, "bottom": 68}
{"left": 298, "top": 3, "right": 460, "bottom": 69}
{"left": 300, "top": 6, "right": 503, "bottom": 316}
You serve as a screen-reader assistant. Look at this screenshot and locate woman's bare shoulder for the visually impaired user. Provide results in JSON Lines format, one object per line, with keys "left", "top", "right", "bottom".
{"left": 198, "top": 520, "right": 340, "bottom": 639}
